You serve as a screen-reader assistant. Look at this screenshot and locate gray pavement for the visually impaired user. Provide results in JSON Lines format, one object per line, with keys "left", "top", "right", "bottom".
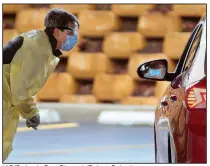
{"left": 5, "top": 122, "right": 155, "bottom": 163}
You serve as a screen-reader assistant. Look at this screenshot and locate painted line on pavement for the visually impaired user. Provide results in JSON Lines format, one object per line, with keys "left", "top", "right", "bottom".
{"left": 24, "top": 143, "right": 154, "bottom": 156}
{"left": 17, "top": 123, "right": 79, "bottom": 132}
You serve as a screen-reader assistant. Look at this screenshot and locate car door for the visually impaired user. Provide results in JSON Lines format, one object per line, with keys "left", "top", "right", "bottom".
{"left": 155, "top": 18, "right": 206, "bottom": 163}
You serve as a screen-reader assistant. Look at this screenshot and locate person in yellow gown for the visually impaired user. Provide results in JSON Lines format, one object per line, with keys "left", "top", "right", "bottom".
{"left": 3, "top": 8, "right": 79, "bottom": 162}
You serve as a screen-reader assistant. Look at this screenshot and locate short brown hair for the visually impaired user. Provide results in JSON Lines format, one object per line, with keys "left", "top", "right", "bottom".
{"left": 44, "top": 8, "right": 79, "bottom": 28}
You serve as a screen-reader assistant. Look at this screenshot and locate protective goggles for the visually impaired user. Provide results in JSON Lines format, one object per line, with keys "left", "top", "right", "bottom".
{"left": 57, "top": 26, "right": 78, "bottom": 36}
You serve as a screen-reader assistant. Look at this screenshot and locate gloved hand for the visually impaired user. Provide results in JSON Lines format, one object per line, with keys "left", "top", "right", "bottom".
{"left": 26, "top": 114, "right": 40, "bottom": 129}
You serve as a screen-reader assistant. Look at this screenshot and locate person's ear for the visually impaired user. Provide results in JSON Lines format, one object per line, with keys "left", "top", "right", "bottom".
{"left": 53, "top": 28, "right": 63, "bottom": 41}
{"left": 53, "top": 28, "right": 60, "bottom": 36}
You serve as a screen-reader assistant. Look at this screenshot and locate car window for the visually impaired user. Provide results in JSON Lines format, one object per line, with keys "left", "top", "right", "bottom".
{"left": 180, "top": 20, "right": 206, "bottom": 86}
{"left": 182, "top": 26, "right": 203, "bottom": 72}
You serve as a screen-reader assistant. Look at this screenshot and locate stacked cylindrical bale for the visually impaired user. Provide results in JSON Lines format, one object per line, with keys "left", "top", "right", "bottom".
{"left": 3, "top": 4, "right": 206, "bottom": 105}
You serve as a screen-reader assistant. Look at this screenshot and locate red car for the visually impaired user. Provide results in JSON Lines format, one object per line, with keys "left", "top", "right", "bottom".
{"left": 137, "top": 16, "right": 206, "bottom": 163}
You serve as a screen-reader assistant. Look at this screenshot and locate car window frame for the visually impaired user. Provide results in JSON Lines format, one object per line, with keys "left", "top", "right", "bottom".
{"left": 173, "top": 21, "right": 203, "bottom": 76}
{"left": 204, "top": 51, "right": 206, "bottom": 75}
{"left": 181, "top": 26, "right": 203, "bottom": 72}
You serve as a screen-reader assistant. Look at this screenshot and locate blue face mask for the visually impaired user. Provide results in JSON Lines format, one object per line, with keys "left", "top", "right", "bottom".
{"left": 61, "top": 35, "right": 78, "bottom": 51}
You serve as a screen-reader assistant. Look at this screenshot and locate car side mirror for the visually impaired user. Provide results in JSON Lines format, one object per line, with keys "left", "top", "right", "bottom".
{"left": 137, "top": 59, "right": 169, "bottom": 81}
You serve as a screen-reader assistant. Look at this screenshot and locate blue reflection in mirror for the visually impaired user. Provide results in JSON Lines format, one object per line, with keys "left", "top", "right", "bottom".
{"left": 145, "top": 68, "right": 163, "bottom": 78}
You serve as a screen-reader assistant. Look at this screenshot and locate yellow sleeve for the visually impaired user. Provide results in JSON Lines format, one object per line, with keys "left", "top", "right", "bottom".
{"left": 10, "top": 37, "right": 45, "bottom": 119}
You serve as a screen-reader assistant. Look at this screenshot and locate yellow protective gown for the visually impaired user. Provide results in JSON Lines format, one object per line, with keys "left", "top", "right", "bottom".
{"left": 3, "top": 30, "right": 60, "bottom": 161}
